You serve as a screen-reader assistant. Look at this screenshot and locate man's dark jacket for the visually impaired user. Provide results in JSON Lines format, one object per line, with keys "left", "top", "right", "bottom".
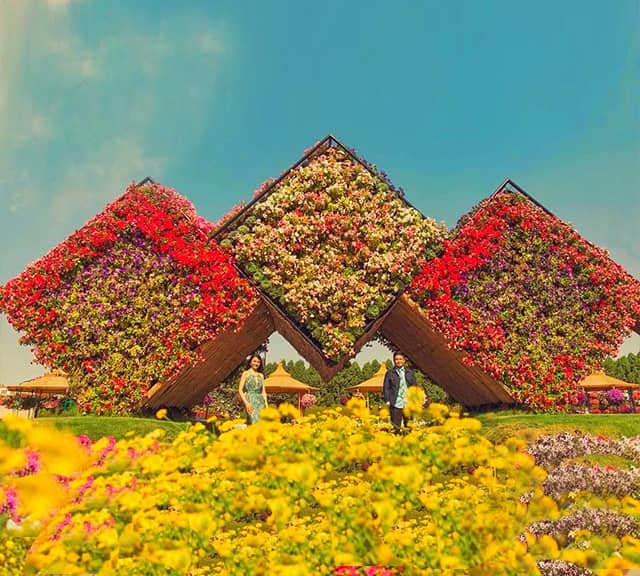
{"left": 383, "top": 366, "right": 418, "bottom": 406}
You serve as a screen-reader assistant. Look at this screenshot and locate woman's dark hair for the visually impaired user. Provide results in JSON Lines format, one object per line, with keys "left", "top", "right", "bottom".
{"left": 247, "top": 354, "right": 264, "bottom": 373}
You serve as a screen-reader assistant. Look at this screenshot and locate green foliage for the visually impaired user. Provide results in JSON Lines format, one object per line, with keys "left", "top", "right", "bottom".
{"left": 10, "top": 409, "right": 640, "bottom": 447}
{"left": 604, "top": 352, "right": 640, "bottom": 384}
{"left": 416, "top": 370, "right": 450, "bottom": 404}
{"left": 34, "top": 416, "right": 189, "bottom": 442}
{"left": 475, "top": 411, "right": 640, "bottom": 443}
{"left": 0, "top": 422, "right": 24, "bottom": 448}
{"left": 204, "top": 356, "right": 457, "bottom": 414}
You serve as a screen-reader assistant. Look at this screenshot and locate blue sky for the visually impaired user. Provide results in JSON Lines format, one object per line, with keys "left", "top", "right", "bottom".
{"left": 1, "top": 0, "right": 639, "bottom": 384}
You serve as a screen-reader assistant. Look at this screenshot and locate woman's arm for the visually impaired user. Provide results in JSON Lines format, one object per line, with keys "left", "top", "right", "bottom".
{"left": 238, "top": 371, "right": 251, "bottom": 413}
{"left": 261, "top": 375, "right": 268, "bottom": 407}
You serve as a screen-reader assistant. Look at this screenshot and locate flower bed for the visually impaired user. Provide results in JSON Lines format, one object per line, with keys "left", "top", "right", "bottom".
{"left": 2, "top": 405, "right": 640, "bottom": 574}
{"left": 222, "top": 144, "right": 445, "bottom": 362}
{"left": 524, "top": 432, "right": 640, "bottom": 575}
{"left": 0, "top": 182, "right": 256, "bottom": 415}
{"left": 569, "top": 388, "right": 638, "bottom": 414}
{"left": 408, "top": 189, "right": 640, "bottom": 411}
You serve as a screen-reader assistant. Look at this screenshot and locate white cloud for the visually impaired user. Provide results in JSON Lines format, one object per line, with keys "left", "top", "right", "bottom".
{"left": 50, "top": 137, "right": 165, "bottom": 223}
{"left": 48, "top": 37, "right": 98, "bottom": 78}
{"left": 30, "top": 113, "right": 51, "bottom": 138}
{"left": 12, "top": 104, "right": 53, "bottom": 147}
{"left": 8, "top": 171, "right": 36, "bottom": 213}
{"left": 199, "top": 28, "right": 227, "bottom": 55}
{"left": 0, "top": 316, "right": 44, "bottom": 386}
{"left": 0, "top": 2, "right": 30, "bottom": 130}
{"left": 0, "top": 1, "right": 97, "bottom": 158}
{"left": 46, "top": 0, "right": 80, "bottom": 8}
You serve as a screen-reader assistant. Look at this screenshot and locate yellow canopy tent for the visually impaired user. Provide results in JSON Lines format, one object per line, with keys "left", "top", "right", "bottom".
{"left": 263, "top": 362, "right": 319, "bottom": 412}
{"left": 7, "top": 371, "right": 70, "bottom": 417}
{"left": 579, "top": 371, "right": 639, "bottom": 392}
{"left": 578, "top": 371, "right": 639, "bottom": 413}
{"left": 346, "top": 363, "right": 387, "bottom": 406}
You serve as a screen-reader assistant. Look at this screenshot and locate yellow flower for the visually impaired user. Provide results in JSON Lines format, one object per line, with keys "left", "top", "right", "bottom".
{"left": 258, "top": 406, "right": 281, "bottom": 422}
{"left": 440, "top": 555, "right": 463, "bottom": 570}
{"left": 267, "top": 498, "right": 292, "bottom": 528}
{"left": 1, "top": 414, "right": 32, "bottom": 433}
{"left": 24, "top": 425, "right": 90, "bottom": 477}
{"left": 156, "top": 548, "right": 192, "bottom": 571}
{"left": 345, "top": 396, "right": 369, "bottom": 420}
{"left": 13, "top": 473, "right": 68, "bottom": 520}
{"left": 278, "top": 402, "right": 300, "bottom": 420}
{"left": 0, "top": 445, "right": 27, "bottom": 474}
{"left": 536, "top": 535, "right": 560, "bottom": 558}
{"left": 376, "top": 542, "right": 393, "bottom": 564}
{"left": 427, "top": 402, "right": 449, "bottom": 422}
{"left": 218, "top": 418, "right": 247, "bottom": 432}
{"left": 405, "top": 386, "right": 426, "bottom": 418}
{"left": 560, "top": 548, "right": 588, "bottom": 566}
{"left": 155, "top": 408, "right": 168, "bottom": 420}
{"left": 601, "top": 557, "right": 637, "bottom": 573}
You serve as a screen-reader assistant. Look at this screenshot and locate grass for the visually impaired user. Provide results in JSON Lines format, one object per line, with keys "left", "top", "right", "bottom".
{"left": 474, "top": 410, "right": 639, "bottom": 443}
{"left": 1, "top": 409, "right": 638, "bottom": 446}
{"left": 0, "top": 415, "right": 189, "bottom": 446}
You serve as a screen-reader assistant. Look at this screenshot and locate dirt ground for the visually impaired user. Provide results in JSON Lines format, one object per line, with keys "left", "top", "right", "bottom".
{"left": 0, "top": 405, "right": 31, "bottom": 419}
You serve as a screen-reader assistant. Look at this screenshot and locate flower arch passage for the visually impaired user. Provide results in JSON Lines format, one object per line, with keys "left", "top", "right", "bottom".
{"left": 408, "top": 190, "right": 640, "bottom": 411}
{"left": 0, "top": 182, "right": 257, "bottom": 415}
{"left": 223, "top": 145, "right": 446, "bottom": 362}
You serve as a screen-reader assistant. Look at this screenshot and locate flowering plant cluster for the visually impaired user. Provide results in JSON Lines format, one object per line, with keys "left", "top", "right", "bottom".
{"left": 527, "top": 432, "right": 640, "bottom": 469}
{"left": 3, "top": 406, "right": 640, "bottom": 574}
{"left": 606, "top": 387, "right": 626, "bottom": 405}
{"left": 0, "top": 182, "right": 256, "bottom": 415}
{"left": 408, "top": 190, "right": 640, "bottom": 411}
{"left": 300, "top": 392, "right": 317, "bottom": 408}
{"left": 534, "top": 462, "right": 640, "bottom": 500}
{"left": 223, "top": 145, "right": 445, "bottom": 362}
{"left": 569, "top": 389, "right": 637, "bottom": 414}
{"left": 0, "top": 404, "right": 559, "bottom": 574}
{"left": 523, "top": 432, "right": 640, "bottom": 574}
{"left": 572, "top": 391, "right": 588, "bottom": 406}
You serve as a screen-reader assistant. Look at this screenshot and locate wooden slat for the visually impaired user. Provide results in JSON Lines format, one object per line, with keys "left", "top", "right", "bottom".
{"left": 262, "top": 299, "right": 340, "bottom": 381}
{"left": 262, "top": 297, "right": 399, "bottom": 382}
{"left": 379, "top": 295, "right": 514, "bottom": 408}
{"left": 143, "top": 300, "right": 275, "bottom": 408}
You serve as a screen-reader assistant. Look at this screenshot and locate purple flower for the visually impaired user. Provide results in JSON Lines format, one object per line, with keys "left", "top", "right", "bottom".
{"left": 0, "top": 487, "right": 21, "bottom": 523}
{"left": 606, "top": 387, "right": 625, "bottom": 404}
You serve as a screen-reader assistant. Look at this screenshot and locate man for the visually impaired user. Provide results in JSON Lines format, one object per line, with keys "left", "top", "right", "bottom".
{"left": 382, "top": 351, "right": 418, "bottom": 433}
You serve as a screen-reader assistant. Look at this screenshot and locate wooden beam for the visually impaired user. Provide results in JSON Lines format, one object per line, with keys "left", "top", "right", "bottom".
{"left": 262, "top": 296, "right": 399, "bottom": 382}
{"left": 379, "top": 295, "right": 514, "bottom": 408}
{"left": 262, "top": 298, "right": 341, "bottom": 382}
{"left": 143, "top": 300, "right": 275, "bottom": 408}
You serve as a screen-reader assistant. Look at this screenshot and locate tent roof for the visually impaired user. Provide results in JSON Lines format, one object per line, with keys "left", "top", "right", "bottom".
{"left": 579, "top": 371, "right": 640, "bottom": 391}
{"left": 7, "top": 371, "right": 69, "bottom": 394}
{"left": 347, "top": 364, "right": 387, "bottom": 393}
{"left": 263, "top": 362, "right": 319, "bottom": 394}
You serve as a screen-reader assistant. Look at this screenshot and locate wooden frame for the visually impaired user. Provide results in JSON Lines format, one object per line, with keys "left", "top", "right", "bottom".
{"left": 379, "top": 294, "right": 514, "bottom": 408}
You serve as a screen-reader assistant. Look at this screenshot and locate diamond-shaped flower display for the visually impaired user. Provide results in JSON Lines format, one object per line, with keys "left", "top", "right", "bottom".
{"left": 408, "top": 184, "right": 640, "bottom": 411}
{"left": 0, "top": 182, "right": 256, "bottom": 414}
{"left": 2, "top": 138, "right": 639, "bottom": 415}
{"left": 219, "top": 141, "right": 445, "bottom": 363}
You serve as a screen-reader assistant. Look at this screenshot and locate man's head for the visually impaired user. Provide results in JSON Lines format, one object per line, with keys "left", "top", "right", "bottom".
{"left": 393, "top": 351, "right": 407, "bottom": 368}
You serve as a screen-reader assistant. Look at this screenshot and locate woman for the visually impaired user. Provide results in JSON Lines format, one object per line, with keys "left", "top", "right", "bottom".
{"left": 238, "top": 354, "right": 268, "bottom": 424}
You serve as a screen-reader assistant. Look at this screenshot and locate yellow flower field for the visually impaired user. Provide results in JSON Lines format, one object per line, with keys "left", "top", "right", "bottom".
{"left": 1, "top": 392, "right": 639, "bottom": 575}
